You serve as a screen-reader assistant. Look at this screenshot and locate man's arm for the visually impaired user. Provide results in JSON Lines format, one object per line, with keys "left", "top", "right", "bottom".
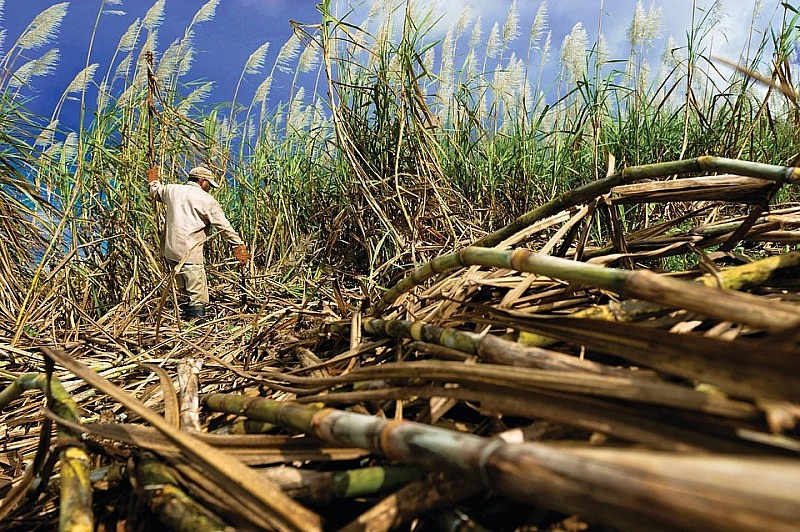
{"left": 206, "top": 203, "right": 243, "bottom": 245}
{"left": 206, "top": 202, "right": 249, "bottom": 264}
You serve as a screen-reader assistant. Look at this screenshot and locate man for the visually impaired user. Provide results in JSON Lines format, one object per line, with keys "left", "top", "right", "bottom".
{"left": 146, "top": 165, "right": 249, "bottom": 319}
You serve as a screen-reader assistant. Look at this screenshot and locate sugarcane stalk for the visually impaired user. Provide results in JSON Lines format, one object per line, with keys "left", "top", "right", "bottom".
{"left": 177, "top": 358, "right": 202, "bottom": 431}
{"left": 144, "top": 51, "right": 156, "bottom": 168}
{"left": 473, "top": 156, "right": 800, "bottom": 249}
{"left": 223, "top": 418, "right": 277, "bottom": 435}
{"left": 340, "top": 472, "right": 482, "bottom": 532}
{"left": 511, "top": 315, "right": 800, "bottom": 402}
{"left": 372, "top": 247, "right": 800, "bottom": 333}
{"left": 582, "top": 218, "right": 779, "bottom": 259}
{"left": 297, "top": 383, "right": 765, "bottom": 453}
{"left": 239, "top": 263, "right": 248, "bottom": 309}
{"left": 202, "top": 393, "right": 800, "bottom": 531}
{"left": 0, "top": 373, "right": 93, "bottom": 532}
{"left": 321, "top": 359, "right": 756, "bottom": 418}
{"left": 342, "top": 317, "right": 642, "bottom": 377}
{"left": 261, "top": 464, "right": 424, "bottom": 503}
{"left": 135, "top": 453, "right": 233, "bottom": 532}
{"left": 41, "top": 346, "right": 321, "bottom": 532}
{"left": 520, "top": 250, "right": 800, "bottom": 346}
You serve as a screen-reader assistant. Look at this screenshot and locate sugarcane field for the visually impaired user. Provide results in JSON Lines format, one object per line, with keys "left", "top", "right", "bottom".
{"left": 2, "top": 0, "right": 800, "bottom": 530}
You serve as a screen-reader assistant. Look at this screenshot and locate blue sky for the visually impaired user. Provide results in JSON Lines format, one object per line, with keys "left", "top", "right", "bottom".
{"left": 2, "top": 1, "right": 781, "bottom": 126}
{"left": 6, "top": 0, "right": 316, "bottom": 118}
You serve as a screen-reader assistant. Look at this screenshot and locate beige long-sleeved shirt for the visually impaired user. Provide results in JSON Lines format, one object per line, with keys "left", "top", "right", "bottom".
{"left": 149, "top": 179, "right": 244, "bottom": 264}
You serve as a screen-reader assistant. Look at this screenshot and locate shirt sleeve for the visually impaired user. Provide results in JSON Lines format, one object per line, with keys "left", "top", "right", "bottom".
{"left": 148, "top": 179, "right": 164, "bottom": 202}
{"left": 206, "top": 199, "right": 245, "bottom": 247}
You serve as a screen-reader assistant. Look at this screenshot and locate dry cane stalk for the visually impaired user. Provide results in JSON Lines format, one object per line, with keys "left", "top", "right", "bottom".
{"left": 0, "top": 373, "right": 93, "bottom": 532}
{"left": 202, "top": 393, "right": 800, "bottom": 531}
{"left": 472, "top": 156, "right": 800, "bottom": 248}
{"left": 134, "top": 453, "right": 233, "bottom": 532}
{"left": 518, "top": 250, "right": 800, "bottom": 346}
{"left": 40, "top": 347, "right": 322, "bottom": 531}
{"left": 373, "top": 247, "right": 800, "bottom": 335}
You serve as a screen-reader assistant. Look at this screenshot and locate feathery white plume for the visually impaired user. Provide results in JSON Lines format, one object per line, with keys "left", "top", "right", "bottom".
{"left": 276, "top": 34, "right": 301, "bottom": 74}
{"left": 364, "top": 0, "right": 382, "bottom": 29}
{"left": 502, "top": 0, "right": 520, "bottom": 45}
{"left": 422, "top": 48, "right": 435, "bottom": 74}
{"left": 540, "top": 30, "right": 551, "bottom": 65}
{"left": 661, "top": 35, "right": 681, "bottom": 70}
{"left": 64, "top": 63, "right": 98, "bottom": 96}
{"left": 628, "top": 1, "right": 662, "bottom": 50}
{"left": 628, "top": 1, "right": 646, "bottom": 48}
{"left": 288, "top": 87, "right": 308, "bottom": 134}
{"left": 96, "top": 81, "right": 109, "bottom": 112}
{"left": 17, "top": 2, "right": 68, "bottom": 51}
{"left": 437, "top": 28, "right": 455, "bottom": 107}
{"left": 62, "top": 131, "right": 78, "bottom": 162}
{"left": 463, "top": 50, "right": 475, "bottom": 81}
{"left": 35, "top": 120, "right": 58, "bottom": 148}
{"left": 440, "top": 26, "right": 455, "bottom": 78}
{"left": 298, "top": 42, "right": 319, "bottom": 73}
{"left": 707, "top": 0, "right": 727, "bottom": 29}
{"left": 370, "top": 22, "right": 389, "bottom": 69}
{"left": 155, "top": 35, "right": 194, "bottom": 83}
{"left": 216, "top": 116, "right": 232, "bottom": 147}
{"left": 469, "top": 17, "right": 483, "bottom": 51}
{"left": 560, "top": 22, "right": 587, "bottom": 81}
{"left": 596, "top": 33, "right": 608, "bottom": 66}
{"left": 114, "top": 51, "right": 133, "bottom": 81}
{"left": 117, "top": 18, "right": 141, "bottom": 54}
{"left": 308, "top": 98, "right": 330, "bottom": 134}
{"left": 143, "top": 0, "right": 165, "bottom": 30}
{"left": 530, "top": 2, "right": 548, "bottom": 50}
{"left": 156, "top": 39, "right": 180, "bottom": 80}
{"left": 118, "top": 71, "right": 145, "bottom": 105}
{"left": 167, "top": 29, "right": 197, "bottom": 79}
{"left": 486, "top": 22, "right": 501, "bottom": 59}
{"left": 192, "top": 0, "right": 220, "bottom": 25}
{"left": 141, "top": 31, "right": 158, "bottom": 65}
{"left": 177, "top": 81, "right": 214, "bottom": 113}
{"left": 104, "top": 9, "right": 126, "bottom": 16}
{"left": 254, "top": 75, "right": 272, "bottom": 105}
{"left": 175, "top": 38, "right": 194, "bottom": 78}
{"left": 9, "top": 48, "right": 59, "bottom": 87}
{"left": 244, "top": 42, "right": 270, "bottom": 75}
{"left": 456, "top": 5, "right": 472, "bottom": 36}
{"left": 502, "top": 54, "right": 525, "bottom": 107}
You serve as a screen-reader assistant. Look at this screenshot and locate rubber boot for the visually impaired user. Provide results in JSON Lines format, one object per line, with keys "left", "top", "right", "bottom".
{"left": 181, "top": 303, "right": 206, "bottom": 321}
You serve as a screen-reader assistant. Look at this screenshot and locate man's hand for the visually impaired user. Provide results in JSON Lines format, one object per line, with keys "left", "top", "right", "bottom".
{"left": 233, "top": 244, "right": 249, "bottom": 264}
{"left": 146, "top": 166, "right": 159, "bottom": 183}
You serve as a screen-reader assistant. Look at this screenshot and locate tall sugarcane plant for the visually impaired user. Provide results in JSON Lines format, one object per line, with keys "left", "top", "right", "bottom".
{"left": 2, "top": 1, "right": 800, "bottom": 529}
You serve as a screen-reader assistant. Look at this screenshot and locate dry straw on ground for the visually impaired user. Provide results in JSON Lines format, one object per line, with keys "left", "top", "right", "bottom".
{"left": 1, "top": 156, "right": 800, "bottom": 531}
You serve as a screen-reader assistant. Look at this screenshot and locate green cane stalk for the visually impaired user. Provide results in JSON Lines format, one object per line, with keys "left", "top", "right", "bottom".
{"left": 372, "top": 246, "right": 800, "bottom": 334}
{"left": 202, "top": 393, "right": 800, "bottom": 531}
{"left": 0, "top": 373, "right": 92, "bottom": 532}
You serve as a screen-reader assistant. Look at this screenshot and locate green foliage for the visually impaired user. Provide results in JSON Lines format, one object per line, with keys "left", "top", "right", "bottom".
{"left": 1, "top": 0, "right": 800, "bottom": 330}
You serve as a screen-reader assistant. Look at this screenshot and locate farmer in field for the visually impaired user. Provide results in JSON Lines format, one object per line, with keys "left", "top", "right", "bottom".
{"left": 146, "top": 165, "right": 249, "bottom": 320}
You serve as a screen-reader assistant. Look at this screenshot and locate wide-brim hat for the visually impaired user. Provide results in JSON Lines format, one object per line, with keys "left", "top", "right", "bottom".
{"left": 188, "top": 166, "right": 220, "bottom": 188}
